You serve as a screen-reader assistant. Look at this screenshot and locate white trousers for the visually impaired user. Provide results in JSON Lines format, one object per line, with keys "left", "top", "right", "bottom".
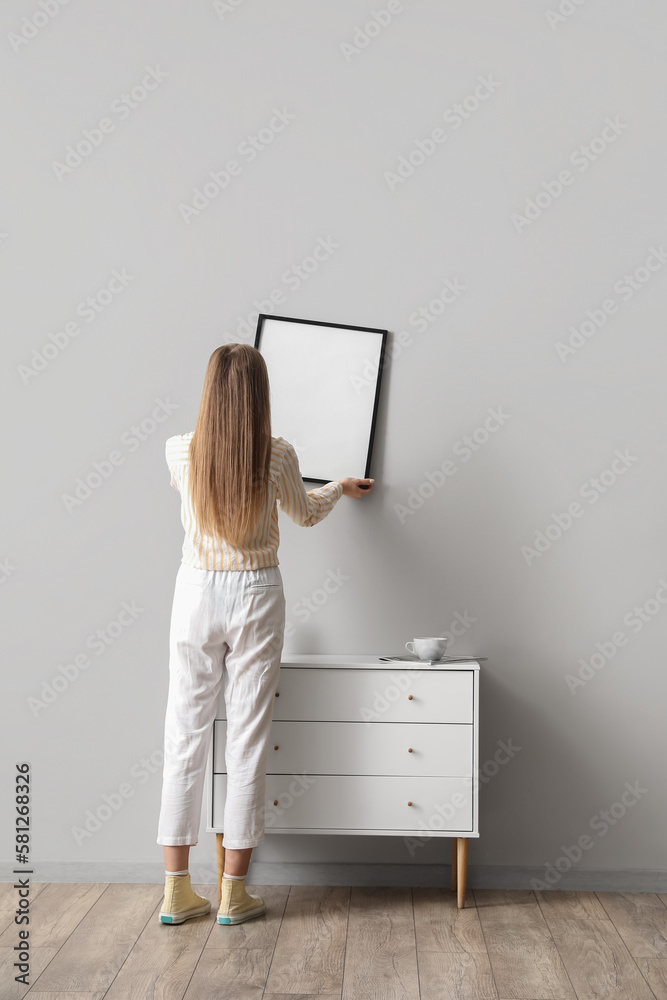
{"left": 156, "top": 562, "right": 286, "bottom": 850}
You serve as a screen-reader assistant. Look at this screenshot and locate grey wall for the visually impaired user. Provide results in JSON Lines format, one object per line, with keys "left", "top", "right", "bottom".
{"left": 3, "top": 0, "right": 666, "bottom": 887}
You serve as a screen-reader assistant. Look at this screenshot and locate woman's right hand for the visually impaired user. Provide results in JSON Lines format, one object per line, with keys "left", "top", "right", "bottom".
{"left": 338, "top": 478, "right": 374, "bottom": 497}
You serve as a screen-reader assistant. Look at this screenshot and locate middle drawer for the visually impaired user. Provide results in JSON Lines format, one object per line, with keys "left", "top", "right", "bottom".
{"left": 213, "top": 720, "right": 473, "bottom": 777}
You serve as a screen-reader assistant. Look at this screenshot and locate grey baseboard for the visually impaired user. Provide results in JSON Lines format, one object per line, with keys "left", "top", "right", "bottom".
{"left": 1, "top": 860, "right": 665, "bottom": 892}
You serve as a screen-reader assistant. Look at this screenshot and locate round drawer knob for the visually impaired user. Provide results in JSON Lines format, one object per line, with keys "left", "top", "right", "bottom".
{"left": 275, "top": 692, "right": 280, "bottom": 697}
{"left": 408, "top": 694, "right": 413, "bottom": 700}
{"left": 274, "top": 745, "right": 279, "bottom": 750}
{"left": 273, "top": 800, "right": 278, "bottom": 806}
{"left": 407, "top": 747, "right": 413, "bottom": 753}
{"left": 407, "top": 801, "right": 413, "bottom": 806}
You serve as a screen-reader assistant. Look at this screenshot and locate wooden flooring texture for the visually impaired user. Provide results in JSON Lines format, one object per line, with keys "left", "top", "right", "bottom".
{"left": 2, "top": 882, "right": 667, "bottom": 999}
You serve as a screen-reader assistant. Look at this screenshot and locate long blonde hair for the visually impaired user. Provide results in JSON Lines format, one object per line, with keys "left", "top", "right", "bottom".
{"left": 188, "top": 344, "right": 272, "bottom": 548}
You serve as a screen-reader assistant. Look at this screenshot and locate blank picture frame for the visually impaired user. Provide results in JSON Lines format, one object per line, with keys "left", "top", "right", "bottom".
{"left": 254, "top": 313, "right": 387, "bottom": 485}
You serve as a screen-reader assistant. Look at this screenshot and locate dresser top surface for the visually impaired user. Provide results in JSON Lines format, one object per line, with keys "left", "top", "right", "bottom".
{"left": 279, "top": 653, "right": 481, "bottom": 670}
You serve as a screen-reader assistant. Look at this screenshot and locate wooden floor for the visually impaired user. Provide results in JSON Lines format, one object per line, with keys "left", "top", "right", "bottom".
{"left": 2, "top": 882, "right": 667, "bottom": 999}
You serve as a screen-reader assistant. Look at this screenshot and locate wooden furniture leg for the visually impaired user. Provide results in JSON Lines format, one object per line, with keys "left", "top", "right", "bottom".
{"left": 216, "top": 833, "right": 224, "bottom": 904}
{"left": 456, "top": 837, "right": 468, "bottom": 909}
{"left": 450, "top": 837, "right": 458, "bottom": 891}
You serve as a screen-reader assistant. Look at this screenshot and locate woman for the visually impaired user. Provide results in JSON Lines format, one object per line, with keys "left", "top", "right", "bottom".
{"left": 156, "top": 343, "right": 373, "bottom": 926}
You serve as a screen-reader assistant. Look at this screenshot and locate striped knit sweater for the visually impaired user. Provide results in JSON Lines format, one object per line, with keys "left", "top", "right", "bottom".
{"left": 166, "top": 432, "right": 344, "bottom": 569}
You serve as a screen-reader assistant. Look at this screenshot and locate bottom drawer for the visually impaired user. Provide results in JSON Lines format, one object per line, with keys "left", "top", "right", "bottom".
{"left": 212, "top": 773, "right": 473, "bottom": 834}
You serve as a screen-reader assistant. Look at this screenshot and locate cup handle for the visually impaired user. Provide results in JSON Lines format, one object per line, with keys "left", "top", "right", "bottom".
{"left": 405, "top": 641, "right": 414, "bottom": 654}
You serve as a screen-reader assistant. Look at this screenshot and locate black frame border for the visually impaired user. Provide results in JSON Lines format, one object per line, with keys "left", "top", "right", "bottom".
{"left": 254, "top": 312, "right": 387, "bottom": 485}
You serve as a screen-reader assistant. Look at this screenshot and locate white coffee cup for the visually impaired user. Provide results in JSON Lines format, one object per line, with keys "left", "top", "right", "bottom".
{"left": 405, "top": 637, "right": 448, "bottom": 660}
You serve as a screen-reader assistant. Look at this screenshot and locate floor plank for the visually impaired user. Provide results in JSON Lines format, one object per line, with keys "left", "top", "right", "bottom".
{"left": 413, "top": 887, "right": 498, "bottom": 1000}
{"left": 0, "top": 884, "right": 108, "bottom": 1000}
{"left": 534, "top": 890, "right": 609, "bottom": 921}
{"left": 27, "top": 884, "right": 163, "bottom": 993}
{"left": 474, "top": 889, "right": 576, "bottom": 1000}
{"left": 595, "top": 891, "right": 667, "bottom": 958}
{"left": 0, "top": 883, "right": 49, "bottom": 938}
{"left": 0, "top": 946, "right": 59, "bottom": 1000}
{"left": 183, "top": 947, "right": 271, "bottom": 1000}
{"left": 264, "top": 885, "right": 348, "bottom": 996}
{"left": 104, "top": 883, "right": 215, "bottom": 999}
{"left": 539, "top": 909, "right": 655, "bottom": 1000}
{"left": 634, "top": 957, "right": 667, "bottom": 999}
{"left": 0, "top": 883, "right": 108, "bottom": 950}
{"left": 24, "top": 994, "right": 106, "bottom": 999}
{"left": 417, "top": 951, "right": 498, "bottom": 1000}
{"left": 342, "top": 887, "right": 420, "bottom": 1000}
{"left": 413, "top": 887, "right": 488, "bottom": 954}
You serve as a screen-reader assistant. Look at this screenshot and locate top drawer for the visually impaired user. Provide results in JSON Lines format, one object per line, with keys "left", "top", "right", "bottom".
{"left": 218, "top": 667, "right": 473, "bottom": 724}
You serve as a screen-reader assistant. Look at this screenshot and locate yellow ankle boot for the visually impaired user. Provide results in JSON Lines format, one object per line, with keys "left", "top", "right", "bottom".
{"left": 217, "top": 875, "right": 266, "bottom": 924}
{"left": 159, "top": 874, "right": 211, "bottom": 924}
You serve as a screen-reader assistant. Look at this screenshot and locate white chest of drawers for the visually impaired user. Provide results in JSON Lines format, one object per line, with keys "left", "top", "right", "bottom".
{"left": 206, "top": 654, "right": 480, "bottom": 907}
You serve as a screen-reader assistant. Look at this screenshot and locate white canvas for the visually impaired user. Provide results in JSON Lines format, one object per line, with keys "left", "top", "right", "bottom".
{"left": 256, "top": 316, "right": 385, "bottom": 483}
